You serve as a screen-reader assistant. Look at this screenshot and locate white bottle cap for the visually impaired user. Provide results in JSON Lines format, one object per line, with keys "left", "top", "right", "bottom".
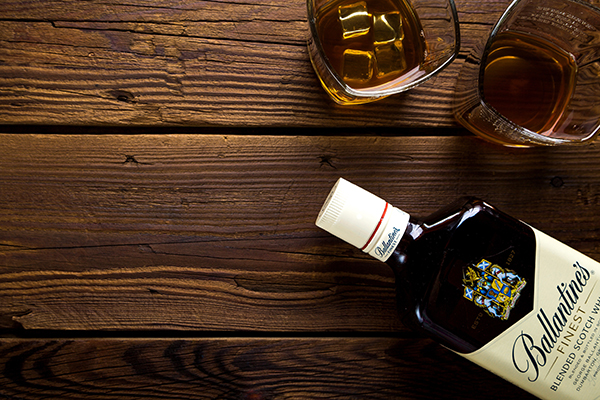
{"left": 316, "top": 178, "right": 410, "bottom": 262}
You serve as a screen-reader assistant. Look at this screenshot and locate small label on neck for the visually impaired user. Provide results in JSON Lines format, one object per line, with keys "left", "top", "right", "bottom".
{"left": 364, "top": 206, "right": 409, "bottom": 262}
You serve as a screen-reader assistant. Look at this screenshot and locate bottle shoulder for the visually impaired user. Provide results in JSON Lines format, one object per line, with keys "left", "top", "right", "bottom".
{"left": 388, "top": 198, "right": 536, "bottom": 353}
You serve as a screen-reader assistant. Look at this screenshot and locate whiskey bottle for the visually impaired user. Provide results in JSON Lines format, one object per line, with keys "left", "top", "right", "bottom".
{"left": 316, "top": 178, "right": 600, "bottom": 400}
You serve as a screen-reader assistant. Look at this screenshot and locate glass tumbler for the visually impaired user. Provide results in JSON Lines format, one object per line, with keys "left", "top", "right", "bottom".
{"left": 454, "top": 0, "right": 600, "bottom": 147}
{"left": 307, "top": 0, "right": 460, "bottom": 105}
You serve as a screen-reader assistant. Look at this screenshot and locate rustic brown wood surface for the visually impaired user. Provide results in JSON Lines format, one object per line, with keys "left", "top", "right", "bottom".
{"left": 1, "top": 134, "right": 599, "bottom": 335}
{"left": 0, "top": 0, "right": 509, "bottom": 127}
{"left": 0, "top": 134, "right": 597, "bottom": 399}
{"left": 0, "top": 337, "right": 537, "bottom": 400}
{"left": 1, "top": 0, "right": 599, "bottom": 399}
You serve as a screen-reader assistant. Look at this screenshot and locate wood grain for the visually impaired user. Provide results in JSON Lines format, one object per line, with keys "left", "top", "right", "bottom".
{"left": 1, "top": 134, "right": 599, "bottom": 333}
{"left": 2, "top": 1, "right": 599, "bottom": 398}
{"left": 0, "top": 337, "right": 537, "bottom": 399}
{"left": 0, "top": 0, "right": 513, "bottom": 127}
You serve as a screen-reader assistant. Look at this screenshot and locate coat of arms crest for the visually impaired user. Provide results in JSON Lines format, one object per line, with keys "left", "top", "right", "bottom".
{"left": 462, "top": 259, "right": 527, "bottom": 320}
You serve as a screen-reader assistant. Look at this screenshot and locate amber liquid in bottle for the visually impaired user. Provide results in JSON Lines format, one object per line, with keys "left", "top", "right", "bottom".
{"left": 388, "top": 197, "right": 536, "bottom": 353}
{"left": 314, "top": 0, "right": 426, "bottom": 90}
{"left": 480, "top": 31, "right": 577, "bottom": 142}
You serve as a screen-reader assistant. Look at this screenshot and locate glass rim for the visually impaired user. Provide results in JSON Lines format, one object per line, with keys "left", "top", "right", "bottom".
{"left": 484, "top": 0, "right": 600, "bottom": 47}
{"left": 475, "top": 0, "right": 600, "bottom": 145}
{"left": 307, "top": 0, "right": 461, "bottom": 99}
{"left": 476, "top": 98, "right": 600, "bottom": 145}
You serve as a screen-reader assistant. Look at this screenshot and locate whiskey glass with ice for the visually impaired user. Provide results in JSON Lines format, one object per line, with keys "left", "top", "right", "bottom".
{"left": 307, "top": 0, "right": 460, "bottom": 105}
{"left": 454, "top": 0, "right": 600, "bottom": 147}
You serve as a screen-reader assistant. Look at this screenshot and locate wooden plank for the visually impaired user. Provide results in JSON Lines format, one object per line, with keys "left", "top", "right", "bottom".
{"left": 0, "top": 337, "right": 537, "bottom": 399}
{"left": 0, "top": 0, "right": 513, "bottom": 127}
{"left": 0, "top": 134, "right": 599, "bottom": 332}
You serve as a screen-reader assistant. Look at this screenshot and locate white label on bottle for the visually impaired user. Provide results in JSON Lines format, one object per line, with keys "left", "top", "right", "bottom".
{"left": 365, "top": 206, "right": 409, "bottom": 262}
{"left": 462, "top": 228, "right": 600, "bottom": 400}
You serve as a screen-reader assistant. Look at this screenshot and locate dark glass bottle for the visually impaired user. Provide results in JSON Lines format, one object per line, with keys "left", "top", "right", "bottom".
{"left": 316, "top": 178, "right": 600, "bottom": 400}
{"left": 387, "top": 196, "right": 535, "bottom": 353}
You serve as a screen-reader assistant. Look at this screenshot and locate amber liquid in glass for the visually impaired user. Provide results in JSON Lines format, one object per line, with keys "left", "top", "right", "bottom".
{"left": 388, "top": 198, "right": 536, "bottom": 353}
{"left": 315, "top": 0, "right": 426, "bottom": 90}
{"left": 482, "top": 31, "right": 577, "bottom": 136}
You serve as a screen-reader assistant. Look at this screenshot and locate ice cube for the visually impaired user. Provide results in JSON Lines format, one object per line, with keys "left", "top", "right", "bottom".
{"left": 338, "top": 1, "right": 371, "bottom": 39}
{"left": 342, "top": 49, "right": 374, "bottom": 82}
{"left": 373, "top": 12, "right": 404, "bottom": 45}
{"left": 374, "top": 42, "right": 406, "bottom": 78}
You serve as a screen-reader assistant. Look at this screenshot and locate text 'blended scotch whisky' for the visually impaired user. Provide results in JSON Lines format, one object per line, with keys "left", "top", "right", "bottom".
{"left": 316, "top": 178, "right": 600, "bottom": 400}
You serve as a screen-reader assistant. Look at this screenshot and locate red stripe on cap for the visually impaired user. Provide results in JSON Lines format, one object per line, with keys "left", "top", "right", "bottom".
{"left": 361, "top": 202, "right": 388, "bottom": 251}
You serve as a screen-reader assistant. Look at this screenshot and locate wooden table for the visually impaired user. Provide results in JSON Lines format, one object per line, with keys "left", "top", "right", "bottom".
{"left": 1, "top": 0, "right": 598, "bottom": 398}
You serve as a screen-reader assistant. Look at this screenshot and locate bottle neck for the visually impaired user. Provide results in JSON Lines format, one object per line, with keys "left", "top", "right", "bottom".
{"left": 361, "top": 204, "right": 410, "bottom": 262}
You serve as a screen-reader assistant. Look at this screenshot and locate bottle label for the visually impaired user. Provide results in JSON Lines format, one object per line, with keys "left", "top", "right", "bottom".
{"left": 364, "top": 206, "right": 409, "bottom": 262}
{"left": 462, "top": 228, "right": 600, "bottom": 400}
